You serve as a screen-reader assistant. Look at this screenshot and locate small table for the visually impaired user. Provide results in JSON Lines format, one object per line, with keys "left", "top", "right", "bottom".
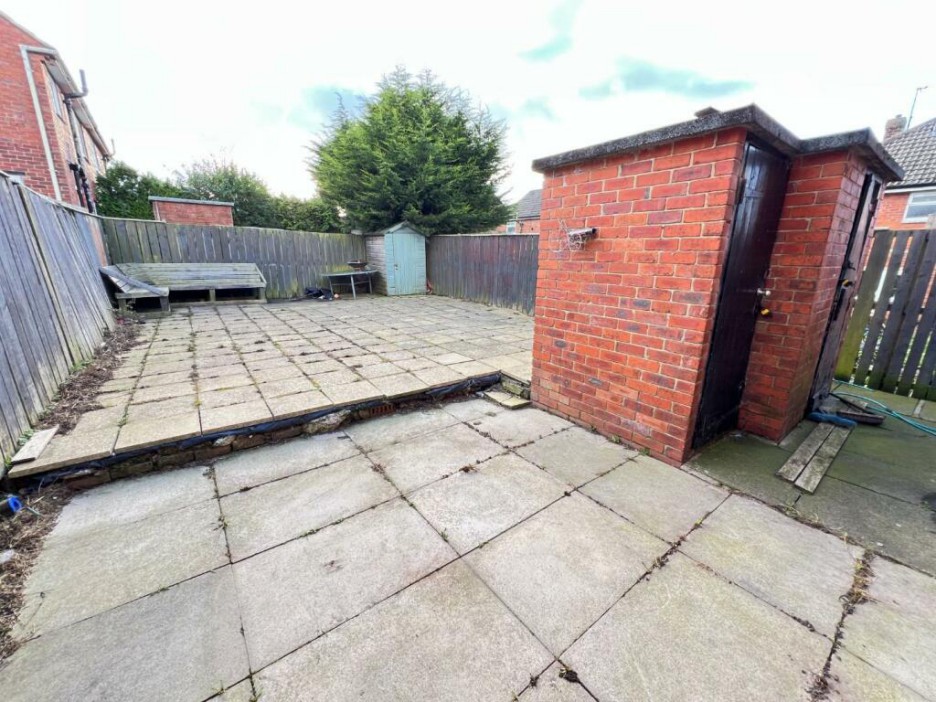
{"left": 323, "top": 269, "right": 377, "bottom": 299}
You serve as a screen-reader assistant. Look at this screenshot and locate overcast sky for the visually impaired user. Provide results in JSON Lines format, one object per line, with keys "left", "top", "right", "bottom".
{"left": 12, "top": 0, "right": 936, "bottom": 202}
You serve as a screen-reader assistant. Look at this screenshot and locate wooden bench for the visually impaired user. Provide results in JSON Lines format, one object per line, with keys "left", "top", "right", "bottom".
{"left": 100, "top": 265, "right": 170, "bottom": 313}
{"left": 112, "top": 263, "right": 267, "bottom": 304}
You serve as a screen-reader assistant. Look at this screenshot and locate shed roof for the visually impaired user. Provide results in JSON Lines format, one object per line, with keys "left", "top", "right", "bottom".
{"left": 883, "top": 117, "right": 936, "bottom": 189}
{"left": 364, "top": 221, "right": 430, "bottom": 237}
{"left": 532, "top": 104, "right": 902, "bottom": 182}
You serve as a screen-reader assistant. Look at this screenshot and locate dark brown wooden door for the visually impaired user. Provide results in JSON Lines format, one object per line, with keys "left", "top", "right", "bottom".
{"left": 808, "top": 174, "right": 882, "bottom": 409}
{"left": 693, "top": 142, "right": 790, "bottom": 448}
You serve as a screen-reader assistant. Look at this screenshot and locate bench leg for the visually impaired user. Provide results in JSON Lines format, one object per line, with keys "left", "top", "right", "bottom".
{"left": 160, "top": 297, "right": 170, "bottom": 313}
{"left": 209, "top": 289, "right": 216, "bottom": 303}
{"left": 117, "top": 298, "right": 128, "bottom": 314}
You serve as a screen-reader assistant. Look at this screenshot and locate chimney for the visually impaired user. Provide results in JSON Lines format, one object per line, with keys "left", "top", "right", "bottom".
{"left": 884, "top": 114, "right": 907, "bottom": 142}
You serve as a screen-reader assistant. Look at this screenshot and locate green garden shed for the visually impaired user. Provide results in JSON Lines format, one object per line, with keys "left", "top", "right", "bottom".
{"left": 363, "top": 222, "right": 428, "bottom": 296}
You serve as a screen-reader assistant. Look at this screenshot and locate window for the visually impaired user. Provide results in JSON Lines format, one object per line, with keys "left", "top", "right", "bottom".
{"left": 47, "top": 70, "right": 65, "bottom": 119}
{"left": 903, "top": 191, "right": 936, "bottom": 223}
{"left": 506, "top": 220, "right": 517, "bottom": 234}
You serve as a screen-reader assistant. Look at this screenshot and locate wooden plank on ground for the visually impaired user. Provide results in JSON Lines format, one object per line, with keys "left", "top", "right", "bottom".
{"left": 11, "top": 426, "right": 58, "bottom": 464}
{"left": 795, "top": 426, "right": 852, "bottom": 493}
{"left": 777, "top": 423, "right": 834, "bottom": 482}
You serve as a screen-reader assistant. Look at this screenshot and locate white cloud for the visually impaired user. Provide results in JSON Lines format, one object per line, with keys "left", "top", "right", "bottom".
{"left": 12, "top": 0, "right": 936, "bottom": 203}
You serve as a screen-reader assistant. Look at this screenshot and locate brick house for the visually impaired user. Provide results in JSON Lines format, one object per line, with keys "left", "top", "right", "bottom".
{"left": 0, "top": 11, "right": 110, "bottom": 211}
{"left": 530, "top": 105, "right": 900, "bottom": 465}
{"left": 497, "top": 188, "right": 542, "bottom": 233}
{"left": 875, "top": 114, "right": 936, "bottom": 230}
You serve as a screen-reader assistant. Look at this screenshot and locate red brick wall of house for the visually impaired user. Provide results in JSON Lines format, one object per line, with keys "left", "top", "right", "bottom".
{"left": 532, "top": 128, "right": 747, "bottom": 465}
{"left": 738, "top": 151, "right": 869, "bottom": 440}
{"left": 0, "top": 16, "right": 107, "bottom": 206}
{"left": 875, "top": 191, "right": 929, "bottom": 230}
{"left": 152, "top": 199, "right": 235, "bottom": 226}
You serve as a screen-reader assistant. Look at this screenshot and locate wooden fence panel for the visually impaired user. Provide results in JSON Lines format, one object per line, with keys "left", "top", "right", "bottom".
{"left": 836, "top": 229, "right": 936, "bottom": 399}
{"left": 426, "top": 234, "right": 539, "bottom": 314}
{"left": 102, "top": 219, "right": 366, "bottom": 300}
{"left": 0, "top": 176, "right": 114, "bottom": 461}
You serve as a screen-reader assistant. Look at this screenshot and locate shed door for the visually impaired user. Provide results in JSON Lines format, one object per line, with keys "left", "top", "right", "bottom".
{"left": 808, "top": 173, "right": 882, "bottom": 410}
{"left": 388, "top": 232, "right": 426, "bottom": 295}
{"left": 693, "top": 142, "right": 790, "bottom": 448}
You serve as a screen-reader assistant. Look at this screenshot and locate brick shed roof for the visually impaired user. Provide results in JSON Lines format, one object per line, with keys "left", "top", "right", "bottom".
{"left": 515, "top": 189, "right": 541, "bottom": 220}
{"left": 883, "top": 117, "right": 936, "bottom": 188}
{"left": 532, "top": 104, "right": 903, "bottom": 182}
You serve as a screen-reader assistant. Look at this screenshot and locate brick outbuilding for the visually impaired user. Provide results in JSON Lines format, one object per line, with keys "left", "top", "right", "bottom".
{"left": 530, "top": 105, "right": 901, "bottom": 465}
{"left": 150, "top": 196, "right": 235, "bottom": 226}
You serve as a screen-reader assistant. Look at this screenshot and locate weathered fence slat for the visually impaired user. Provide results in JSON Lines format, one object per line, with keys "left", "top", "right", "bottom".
{"left": 836, "top": 229, "right": 935, "bottom": 398}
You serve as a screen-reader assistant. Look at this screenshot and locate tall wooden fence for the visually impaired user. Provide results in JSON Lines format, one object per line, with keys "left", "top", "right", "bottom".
{"left": 836, "top": 229, "right": 936, "bottom": 399}
{"left": 0, "top": 176, "right": 114, "bottom": 461}
{"left": 427, "top": 234, "right": 539, "bottom": 314}
{"left": 101, "top": 219, "right": 366, "bottom": 299}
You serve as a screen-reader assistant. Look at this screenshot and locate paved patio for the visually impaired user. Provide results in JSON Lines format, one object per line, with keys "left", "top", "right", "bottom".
{"left": 689, "top": 385, "right": 936, "bottom": 577}
{"left": 11, "top": 296, "right": 533, "bottom": 478}
{"left": 3, "top": 398, "right": 934, "bottom": 701}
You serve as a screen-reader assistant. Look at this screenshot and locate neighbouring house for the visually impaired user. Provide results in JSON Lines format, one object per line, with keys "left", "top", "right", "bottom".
{"left": 876, "top": 114, "right": 936, "bottom": 229}
{"left": 150, "top": 196, "right": 235, "bottom": 226}
{"left": 497, "top": 188, "right": 541, "bottom": 233}
{"left": 0, "top": 12, "right": 111, "bottom": 212}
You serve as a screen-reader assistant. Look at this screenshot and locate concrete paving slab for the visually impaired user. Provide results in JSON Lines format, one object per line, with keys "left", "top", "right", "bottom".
{"left": 0, "top": 569, "right": 248, "bottom": 702}
{"left": 115, "top": 411, "right": 202, "bottom": 452}
{"left": 16, "top": 499, "right": 227, "bottom": 637}
{"left": 198, "top": 372, "right": 255, "bottom": 392}
{"left": 96, "top": 390, "right": 132, "bottom": 408}
{"left": 413, "top": 364, "right": 464, "bottom": 387}
{"left": 681, "top": 495, "right": 860, "bottom": 636}
{"left": 221, "top": 454, "right": 398, "bottom": 559}
{"left": 253, "top": 560, "right": 551, "bottom": 701}
{"left": 257, "top": 377, "right": 313, "bottom": 398}
{"left": 125, "top": 395, "right": 197, "bottom": 423}
{"left": 131, "top": 381, "right": 196, "bottom": 404}
{"left": 839, "top": 558, "right": 936, "bottom": 698}
{"left": 828, "top": 447, "right": 936, "bottom": 507}
{"left": 371, "top": 423, "right": 505, "bottom": 493}
{"left": 358, "top": 362, "right": 405, "bottom": 379}
{"left": 8, "top": 426, "right": 119, "bottom": 478}
{"left": 583, "top": 455, "right": 728, "bottom": 542}
{"left": 563, "top": 553, "right": 829, "bottom": 701}
{"left": 235, "top": 498, "right": 455, "bottom": 668}
{"left": 344, "top": 407, "right": 459, "bottom": 451}
{"left": 50, "top": 465, "right": 215, "bottom": 540}
{"left": 469, "top": 407, "right": 572, "bottom": 448}
{"left": 442, "top": 397, "right": 505, "bottom": 422}
{"left": 200, "top": 386, "right": 263, "bottom": 409}
{"left": 70, "top": 405, "right": 125, "bottom": 433}
{"left": 687, "top": 432, "right": 799, "bottom": 508}
{"left": 215, "top": 431, "right": 359, "bottom": 495}
{"left": 265, "top": 390, "right": 332, "bottom": 419}
{"left": 827, "top": 649, "right": 927, "bottom": 701}
{"left": 517, "top": 426, "right": 636, "bottom": 487}
{"left": 137, "top": 369, "right": 194, "bottom": 388}
{"left": 369, "top": 371, "right": 430, "bottom": 396}
{"left": 519, "top": 662, "right": 595, "bottom": 702}
{"left": 201, "top": 399, "right": 273, "bottom": 433}
{"left": 321, "top": 379, "right": 383, "bottom": 406}
{"left": 466, "top": 494, "right": 667, "bottom": 654}
{"left": 410, "top": 453, "right": 567, "bottom": 553}
{"left": 796, "top": 477, "right": 936, "bottom": 576}
{"left": 213, "top": 680, "right": 257, "bottom": 701}
{"left": 449, "top": 360, "right": 499, "bottom": 377}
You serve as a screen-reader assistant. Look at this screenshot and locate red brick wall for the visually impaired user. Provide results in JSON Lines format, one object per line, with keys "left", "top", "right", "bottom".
{"left": 875, "top": 191, "right": 929, "bottom": 230}
{"left": 739, "top": 151, "right": 868, "bottom": 440}
{"left": 532, "top": 128, "right": 747, "bottom": 465}
{"left": 0, "top": 16, "right": 106, "bottom": 206}
{"left": 152, "top": 199, "right": 235, "bottom": 226}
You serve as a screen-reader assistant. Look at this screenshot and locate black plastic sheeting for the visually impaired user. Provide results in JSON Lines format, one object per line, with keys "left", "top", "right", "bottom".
{"left": 23, "top": 373, "right": 503, "bottom": 490}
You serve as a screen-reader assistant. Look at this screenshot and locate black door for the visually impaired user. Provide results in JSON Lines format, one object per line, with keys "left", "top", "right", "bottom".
{"left": 692, "top": 142, "right": 790, "bottom": 448}
{"left": 808, "top": 173, "right": 882, "bottom": 410}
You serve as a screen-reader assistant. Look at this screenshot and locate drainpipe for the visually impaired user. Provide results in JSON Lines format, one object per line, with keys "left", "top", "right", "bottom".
{"left": 19, "top": 45, "right": 62, "bottom": 200}
{"left": 64, "top": 71, "right": 94, "bottom": 211}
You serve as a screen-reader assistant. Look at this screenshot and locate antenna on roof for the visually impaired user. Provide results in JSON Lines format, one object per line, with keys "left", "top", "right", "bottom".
{"left": 907, "top": 85, "right": 929, "bottom": 129}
